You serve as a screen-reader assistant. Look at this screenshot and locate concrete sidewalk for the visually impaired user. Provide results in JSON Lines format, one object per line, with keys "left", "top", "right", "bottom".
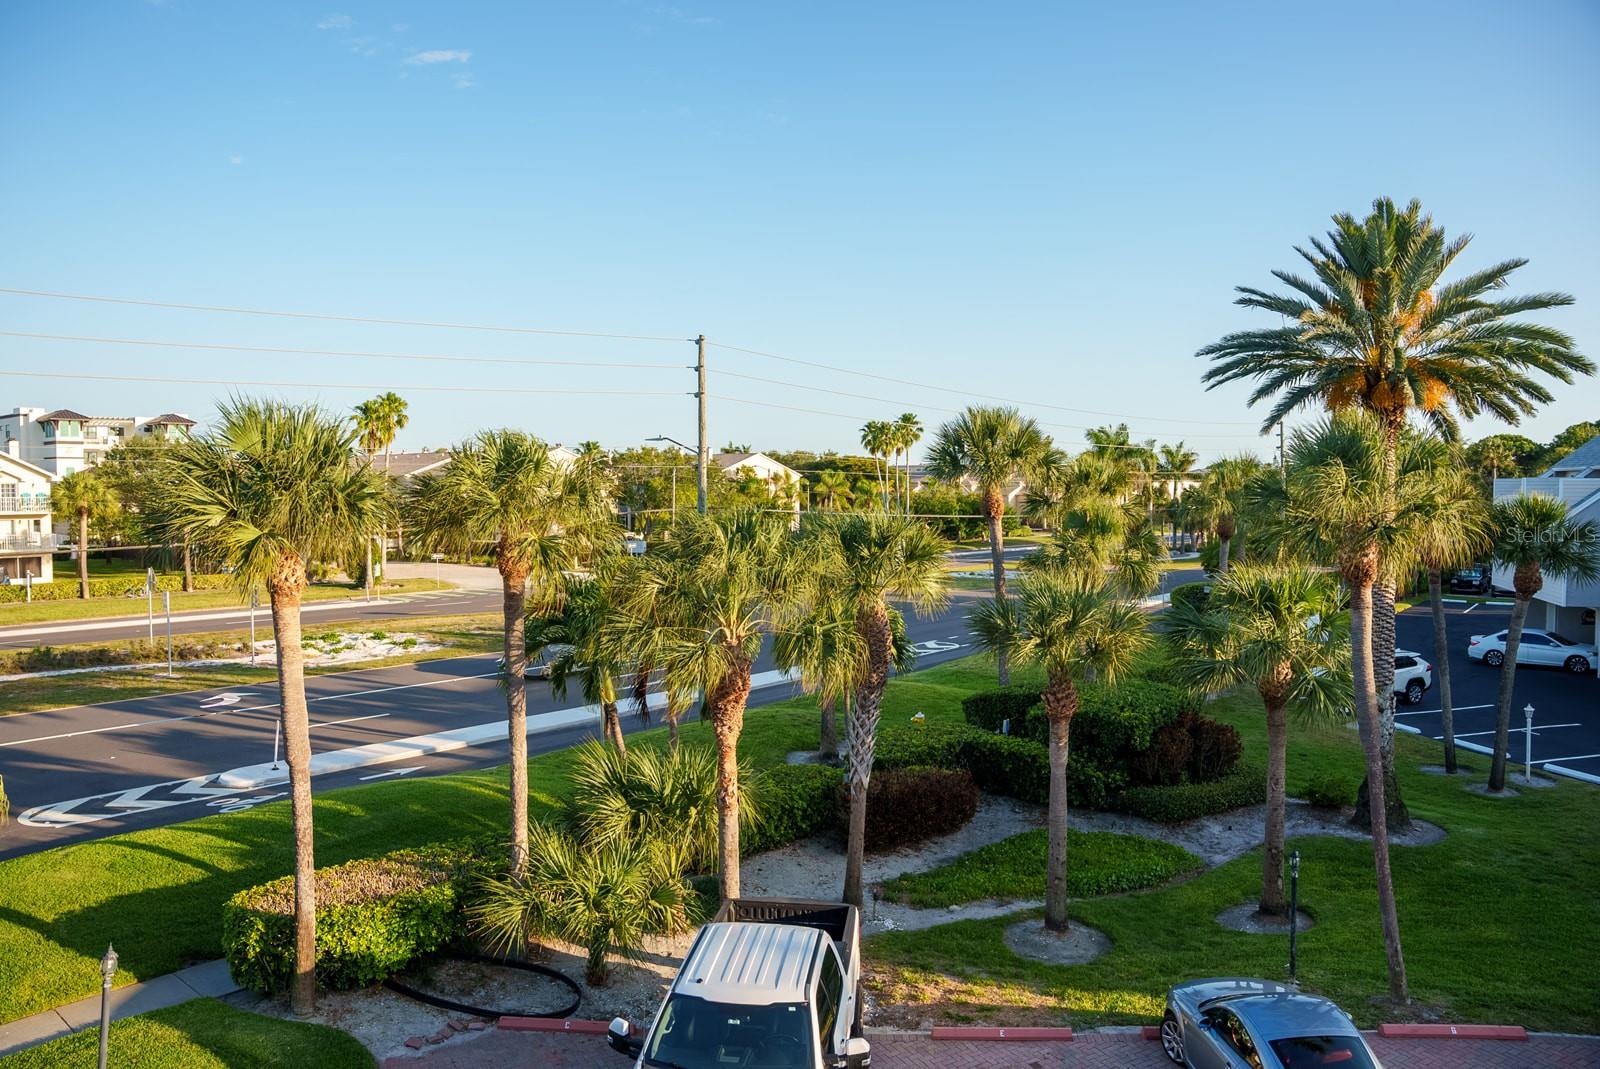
{"left": 0, "top": 959, "right": 242, "bottom": 1059}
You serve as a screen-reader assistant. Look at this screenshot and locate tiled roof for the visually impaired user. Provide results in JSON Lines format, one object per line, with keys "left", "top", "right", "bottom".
{"left": 377, "top": 451, "right": 451, "bottom": 478}
{"left": 36, "top": 409, "right": 90, "bottom": 422}
{"left": 145, "top": 413, "right": 197, "bottom": 426}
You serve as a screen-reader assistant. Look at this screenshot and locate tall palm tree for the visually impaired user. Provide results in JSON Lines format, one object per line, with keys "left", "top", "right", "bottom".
{"left": 1485, "top": 494, "right": 1600, "bottom": 792}
{"left": 1026, "top": 494, "right": 1166, "bottom": 599}
{"left": 1022, "top": 450, "right": 1131, "bottom": 531}
{"left": 607, "top": 511, "right": 820, "bottom": 900}
{"left": 1477, "top": 438, "right": 1522, "bottom": 484}
{"left": 165, "top": 399, "right": 388, "bottom": 1016}
{"left": 968, "top": 571, "right": 1149, "bottom": 932}
{"left": 351, "top": 393, "right": 409, "bottom": 587}
{"left": 50, "top": 470, "right": 120, "bottom": 599}
{"left": 895, "top": 412, "right": 923, "bottom": 514}
{"left": 1188, "top": 456, "right": 1260, "bottom": 574}
{"left": 926, "top": 406, "right": 1052, "bottom": 683}
{"left": 1166, "top": 563, "right": 1350, "bottom": 915}
{"left": 804, "top": 515, "right": 947, "bottom": 905}
{"left": 1409, "top": 443, "right": 1492, "bottom": 775}
{"left": 1158, "top": 442, "right": 1198, "bottom": 547}
{"left": 814, "top": 470, "right": 852, "bottom": 511}
{"left": 404, "top": 431, "right": 613, "bottom": 878}
{"left": 860, "top": 420, "right": 894, "bottom": 509}
{"left": 528, "top": 560, "right": 633, "bottom": 754}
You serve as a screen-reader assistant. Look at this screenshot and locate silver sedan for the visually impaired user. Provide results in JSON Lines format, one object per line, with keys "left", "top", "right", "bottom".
{"left": 1161, "top": 978, "right": 1383, "bottom": 1069}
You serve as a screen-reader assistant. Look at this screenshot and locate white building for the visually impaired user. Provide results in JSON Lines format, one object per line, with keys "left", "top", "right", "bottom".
{"left": 715, "top": 451, "right": 802, "bottom": 500}
{"left": 1492, "top": 434, "right": 1600, "bottom": 638}
{"left": 0, "top": 407, "right": 196, "bottom": 477}
{"left": 0, "top": 444, "right": 57, "bottom": 582}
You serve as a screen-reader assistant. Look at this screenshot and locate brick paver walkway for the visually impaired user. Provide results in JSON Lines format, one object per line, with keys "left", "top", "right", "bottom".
{"left": 379, "top": 1026, "right": 1600, "bottom": 1068}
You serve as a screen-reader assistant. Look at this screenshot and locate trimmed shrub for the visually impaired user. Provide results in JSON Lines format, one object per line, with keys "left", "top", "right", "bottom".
{"left": 843, "top": 767, "right": 979, "bottom": 852}
{"left": 1168, "top": 581, "right": 1211, "bottom": 614}
{"left": 222, "top": 843, "right": 486, "bottom": 994}
{"left": 1128, "top": 721, "right": 1193, "bottom": 786}
{"left": 1186, "top": 713, "right": 1244, "bottom": 782}
{"left": 961, "top": 686, "right": 1043, "bottom": 734}
{"left": 745, "top": 763, "right": 843, "bottom": 855}
{"left": 1301, "top": 773, "right": 1355, "bottom": 809}
{"left": 0, "top": 573, "right": 233, "bottom": 603}
{"left": 1118, "top": 765, "right": 1266, "bottom": 823}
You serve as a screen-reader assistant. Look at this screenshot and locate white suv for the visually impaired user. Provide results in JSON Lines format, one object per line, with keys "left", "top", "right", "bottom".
{"left": 1393, "top": 650, "right": 1433, "bottom": 705}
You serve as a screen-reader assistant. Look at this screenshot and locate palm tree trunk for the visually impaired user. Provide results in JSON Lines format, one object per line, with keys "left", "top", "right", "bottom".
{"left": 844, "top": 604, "right": 893, "bottom": 907}
{"left": 1041, "top": 674, "right": 1077, "bottom": 932}
{"left": 1354, "top": 581, "right": 1409, "bottom": 830}
{"left": 985, "top": 487, "right": 1010, "bottom": 685}
{"left": 1216, "top": 523, "right": 1231, "bottom": 574}
{"left": 602, "top": 700, "right": 626, "bottom": 755}
{"left": 500, "top": 560, "right": 531, "bottom": 880}
{"left": 710, "top": 657, "right": 753, "bottom": 902}
{"left": 1349, "top": 573, "right": 1409, "bottom": 1002}
{"left": 1429, "top": 567, "right": 1458, "bottom": 773}
{"left": 268, "top": 564, "right": 317, "bottom": 1017}
{"left": 1260, "top": 693, "right": 1288, "bottom": 916}
{"left": 76, "top": 508, "right": 89, "bottom": 599}
{"left": 818, "top": 695, "right": 838, "bottom": 762}
{"left": 1489, "top": 592, "right": 1532, "bottom": 792}
{"left": 182, "top": 542, "right": 193, "bottom": 593}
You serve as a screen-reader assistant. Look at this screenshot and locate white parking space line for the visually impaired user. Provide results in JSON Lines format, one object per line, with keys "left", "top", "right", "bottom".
{"left": 1397, "top": 703, "right": 1494, "bottom": 717}
{"left": 311, "top": 713, "right": 390, "bottom": 730}
{"left": 1542, "top": 753, "right": 1600, "bottom": 763}
{"left": 1461, "top": 604, "right": 1476, "bottom": 613}
{"left": 1446, "top": 723, "right": 1580, "bottom": 740}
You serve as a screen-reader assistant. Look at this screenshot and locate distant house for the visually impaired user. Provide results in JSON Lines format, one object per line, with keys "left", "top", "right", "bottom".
{"left": 0, "top": 444, "right": 56, "bottom": 583}
{"left": 0, "top": 406, "right": 196, "bottom": 477}
{"left": 1492, "top": 434, "right": 1600, "bottom": 639}
{"left": 374, "top": 450, "right": 452, "bottom": 480}
{"left": 715, "top": 451, "right": 801, "bottom": 498}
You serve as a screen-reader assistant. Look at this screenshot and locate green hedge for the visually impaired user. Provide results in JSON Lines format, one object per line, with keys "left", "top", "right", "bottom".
{"left": 1168, "top": 581, "right": 1211, "bottom": 613}
{"left": 844, "top": 767, "right": 979, "bottom": 852}
{"left": 0, "top": 573, "right": 233, "bottom": 603}
{"left": 960, "top": 686, "right": 1044, "bottom": 733}
{"left": 222, "top": 842, "right": 490, "bottom": 994}
{"left": 745, "top": 763, "right": 844, "bottom": 854}
{"left": 1118, "top": 765, "right": 1266, "bottom": 823}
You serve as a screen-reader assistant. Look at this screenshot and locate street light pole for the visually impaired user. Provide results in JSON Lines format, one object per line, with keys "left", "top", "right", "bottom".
{"left": 98, "top": 943, "right": 118, "bottom": 1069}
{"left": 1524, "top": 703, "right": 1535, "bottom": 784}
{"left": 695, "top": 334, "right": 708, "bottom": 516}
{"left": 163, "top": 591, "right": 174, "bottom": 677}
{"left": 1288, "top": 850, "right": 1301, "bottom": 982}
{"left": 249, "top": 589, "right": 259, "bottom": 666}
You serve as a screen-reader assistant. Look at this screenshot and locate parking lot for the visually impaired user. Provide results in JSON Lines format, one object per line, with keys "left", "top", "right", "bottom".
{"left": 1395, "top": 602, "right": 1599, "bottom": 782}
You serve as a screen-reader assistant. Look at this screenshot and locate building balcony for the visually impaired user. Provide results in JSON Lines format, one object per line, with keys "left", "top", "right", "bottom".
{"left": 0, "top": 532, "right": 59, "bottom": 553}
{"left": 0, "top": 495, "right": 50, "bottom": 514}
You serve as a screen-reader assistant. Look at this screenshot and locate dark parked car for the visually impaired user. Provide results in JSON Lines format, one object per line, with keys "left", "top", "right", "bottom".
{"left": 1448, "top": 565, "right": 1493, "bottom": 595}
{"left": 1161, "top": 978, "right": 1382, "bottom": 1068}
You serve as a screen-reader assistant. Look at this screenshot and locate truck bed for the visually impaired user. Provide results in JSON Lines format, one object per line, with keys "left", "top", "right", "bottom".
{"left": 713, "top": 897, "right": 860, "bottom": 963}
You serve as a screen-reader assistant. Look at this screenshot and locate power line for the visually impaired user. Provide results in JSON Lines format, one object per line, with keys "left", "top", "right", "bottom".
{"left": 710, "top": 340, "right": 1260, "bottom": 427}
{"left": 0, "top": 369, "right": 681, "bottom": 398}
{"left": 0, "top": 287, "right": 686, "bottom": 343}
{"left": 1, "top": 331, "right": 685, "bottom": 371}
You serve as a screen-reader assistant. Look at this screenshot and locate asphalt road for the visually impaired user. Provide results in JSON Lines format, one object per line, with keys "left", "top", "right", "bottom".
{"left": 1395, "top": 602, "right": 1599, "bottom": 782}
{"left": 0, "top": 596, "right": 989, "bottom": 859}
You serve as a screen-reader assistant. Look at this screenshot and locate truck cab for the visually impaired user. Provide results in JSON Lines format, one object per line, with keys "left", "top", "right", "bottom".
{"left": 607, "top": 898, "right": 870, "bottom": 1069}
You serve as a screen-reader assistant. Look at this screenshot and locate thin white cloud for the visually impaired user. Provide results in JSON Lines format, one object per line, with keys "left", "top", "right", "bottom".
{"left": 405, "top": 49, "right": 471, "bottom": 65}
{"left": 316, "top": 14, "right": 352, "bottom": 30}
{"left": 650, "top": 5, "right": 718, "bottom": 25}
{"left": 228, "top": 153, "right": 243, "bottom": 165}
{"left": 452, "top": 72, "right": 476, "bottom": 90}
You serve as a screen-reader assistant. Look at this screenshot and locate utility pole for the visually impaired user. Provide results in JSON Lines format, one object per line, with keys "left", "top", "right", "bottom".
{"left": 695, "top": 334, "right": 708, "bottom": 515}
{"left": 1277, "top": 420, "right": 1286, "bottom": 479}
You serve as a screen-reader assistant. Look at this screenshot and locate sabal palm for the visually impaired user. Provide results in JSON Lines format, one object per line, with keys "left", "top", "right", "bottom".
{"left": 164, "top": 399, "right": 388, "bottom": 1015}
{"left": 1189, "top": 456, "right": 1260, "bottom": 573}
{"left": 895, "top": 412, "right": 923, "bottom": 514}
{"left": 528, "top": 561, "right": 632, "bottom": 754}
{"left": 814, "top": 470, "right": 852, "bottom": 511}
{"left": 1485, "top": 494, "right": 1600, "bottom": 791}
{"left": 797, "top": 514, "right": 948, "bottom": 905}
{"left": 969, "top": 571, "right": 1148, "bottom": 932}
{"left": 926, "top": 406, "right": 1052, "bottom": 683}
{"left": 606, "top": 510, "right": 819, "bottom": 900}
{"left": 1476, "top": 439, "right": 1522, "bottom": 484}
{"left": 50, "top": 470, "right": 120, "bottom": 599}
{"left": 1027, "top": 496, "right": 1166, "bottom": 600}
{"left": 1158, "top": 442, "right": 1198, "bottom": 545}
{"left": 860, "top": 420, "right": 894, "bottom": 508}
{"left": 1022, "top": 450, "right": 1131, "bottom": 530}
{"left": 404, "top": 430, "right": 614, "bottom": 878}
{"left": 1166, "top": 563, "right": 1350, "bottom": 915}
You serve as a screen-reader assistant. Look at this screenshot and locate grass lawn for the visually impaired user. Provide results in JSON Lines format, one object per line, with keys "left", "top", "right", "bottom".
{"left": 0, "top": 579, "right": 452, "bottom": 626}
{"left": 3, "top": 998, "right": 373, "bottom": 1068}
{"left": 0, "top": 654, "right": 1595, "bottom": 1036}
{"left": 0, "top": 614, "right": 503, "bottom": 715}
{"left": 881, "top": 829, "right": 1200, "bottom": 908}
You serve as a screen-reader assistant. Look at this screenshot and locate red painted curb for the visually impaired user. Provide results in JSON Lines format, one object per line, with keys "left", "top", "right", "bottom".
{"left": 1142, "top": 1025, "right": 1160, "bottom": 1040}
{"left": 930, "top": 1026, "right": 1073, "bottom": 1042}
{"left": 498, "top": 1017, "right": 611, "bottom": 1034}
{"left": 1377, "top": 1024, "right": 1527, "bottom": 1041}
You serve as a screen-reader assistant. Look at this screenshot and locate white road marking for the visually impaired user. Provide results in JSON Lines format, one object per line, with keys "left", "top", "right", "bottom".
{"left": 359, "top": 765, "right": 425, "bottom": 781}
{"left": 311, "top": 713, "right": 390, "bottom": 730}
{"left": 1445, "top": 723, "right": 1580, "bottom": 740}
{"left": 1539, "top": 753, "right": 1600, "bottom": 764}
{"left": 1461, "top": 604, "right": 1476, "bottom": 613}
{"left": 1396, "top": 703, "right": 1494, "bottom": 716}
{"left": 198, "top": 692, "right": 254, "bottom": 710}
{"left": 0, "top": 670, "right": 499, "bottom": 748}
{"left": 912, "top": 639, "right": 963, "bottom": 654}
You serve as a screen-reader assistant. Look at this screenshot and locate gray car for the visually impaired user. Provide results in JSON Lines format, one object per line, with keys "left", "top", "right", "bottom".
{"left": 1161, "top": 978, "right": 1383, "bottom": 1069}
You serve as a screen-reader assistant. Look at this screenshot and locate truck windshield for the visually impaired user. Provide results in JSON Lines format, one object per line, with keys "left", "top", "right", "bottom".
{"left": 644, "top": 995, "right": 814, "bottom": 1069}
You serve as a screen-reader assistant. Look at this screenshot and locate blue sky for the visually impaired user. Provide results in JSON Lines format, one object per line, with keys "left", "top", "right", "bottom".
{"left": 4, "top": 1, "right": 1598, "bottom": 463}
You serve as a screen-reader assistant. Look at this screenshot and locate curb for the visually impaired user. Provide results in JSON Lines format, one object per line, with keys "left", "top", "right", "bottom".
{"left": 930, "top": 1026, "right": 1073, "bottom": 1042}
{"left": 1377, "top": 1023, "right": 1527, "bottom": 1040}
{"left": 498, "top": 1017, "right": 611, "bottom": 1034}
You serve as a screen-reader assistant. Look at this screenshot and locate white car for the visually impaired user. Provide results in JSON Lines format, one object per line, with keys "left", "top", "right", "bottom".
{"left": 1469, "top": 628, "right": 1596, "bottom": 673}
{"left": 1393, "top": 649, "right": 1434, "bottom": 705}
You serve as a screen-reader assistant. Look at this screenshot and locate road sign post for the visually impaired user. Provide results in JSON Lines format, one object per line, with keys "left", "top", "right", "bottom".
{"left": 1524, "top": 704, "right": 1535, "bottom": 785}
{"left": 430, "top": 552, "right": 444, "bottom": 588}
{"left": 98, "top": 944, "right": 118, "bottom": 1069}
{"left": 271, "top": 716, "right": 281, "bottom": 771}
{"left": 146, "top": 567, "right": 156, "bottom": 645}
{"left": 249, "top": 589, "right": 259, "bottom": 665}
{"left": 23, "top": 573, "right": 31, "bottom": 603}
{"left": 163, "top": 591, "right": 174, "bottom": 676}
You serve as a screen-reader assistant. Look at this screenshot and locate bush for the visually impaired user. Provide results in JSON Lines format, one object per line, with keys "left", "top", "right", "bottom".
{"left": 746, "top": 763, "right": 844, "bottom": 855}
{"left": 842, "top": 767, "right": 979, "bottom": 852}
{"left": 961, "top": 686, "right": 1043, "bottom": 733}
{"left": 1118, "top": 765, "right": 1266, "bottom": 823}
{"left": 0, "top": 573, "right": 233, "bottom": 603}
{"left": 1302, "top": 773, "right": 1355, "bottom": 809}
{"left": 222, "top": 843, "right": 486, "bottom": 994}
{"left": 1186, "top": 713, "right": 1243, "bottom": 782}
{"left": 1128, "top": 721, "right": 1193, "bottom": 786}
{"left": 1168, "top": 581, "right": 1211, "bottom": 614}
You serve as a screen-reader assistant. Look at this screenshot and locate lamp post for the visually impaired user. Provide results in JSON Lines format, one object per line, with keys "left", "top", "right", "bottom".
{"left": 1287, "top": 850, "right": 1301, "bottom": 983}
{"left": 98, "top": 943, "right": 118, "bottom": 1069}
{"left": 430, "top": 552, "right": 444, "bottom": 588}
{"left": 248, "top": 589, "right": 259, "bottom": 665}
{"left": 163, "top": 591, "right": 174, "bottom": 677}
{"left": 1523, "top": 704, "right": 1536, "bottom": 785}
{"left": 648, "top": 435, "right": 702, "bottom": 516}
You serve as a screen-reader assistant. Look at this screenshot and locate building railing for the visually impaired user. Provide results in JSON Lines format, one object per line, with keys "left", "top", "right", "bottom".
{"left": 0, "top": 495, "right": 50, "bottom": 513}
{"left": 0, "top": 532, "right": 58, "bottom": 552}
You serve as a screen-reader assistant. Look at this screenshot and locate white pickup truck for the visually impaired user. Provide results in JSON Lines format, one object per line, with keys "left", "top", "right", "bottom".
{"left": 606, "top": 898, "right": 871, "bottom": 1069}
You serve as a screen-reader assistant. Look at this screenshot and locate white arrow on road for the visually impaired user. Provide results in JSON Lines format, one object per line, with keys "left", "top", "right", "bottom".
{"left": 199, "top": 692, "right": 254, "bottom": 710}
{"left": 359, "top": 765, "right": 425, "bottom": 781}
{"left": 912, "top": 639, "right": 963, "bottom": 654}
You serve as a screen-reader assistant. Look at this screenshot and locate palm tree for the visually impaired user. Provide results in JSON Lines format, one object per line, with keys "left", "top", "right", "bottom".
{"left": 968, "top": 571, "right": 1149, "bottom": 932}
{"left": 1026, "top": 494, "right": 1166, "bottom": 599}
{"left": 1022, "top": 450, "right": 1130, "bottom": 530}
{"left": 1485, "top": 494, "right": 1600, "bottom": 792}
{"left": 1477, "top": 438, "right": 1522, "bottom": 484}
{"left": 814, "top": 470, "right": 852, "bottom": 511}
{"left": 404, "top": 431, "right": 613, "bottom": 878}
{"left": 1188, "top": 456, "right": 1260, "bottom": 574}
{"left": 528, "top": 561, "right": 632, "bottom": 754}
{"left": 1158, "top": 442, "right": 1198, "bottom": 547}
{"left": 895, "top": 413, "right": 923, "bottom": 514}
{"left": 165, "top": 399, "right": 388, "bottom": 1015}
{"left": 926, "top": 406, "right": 1052, "bottom": 683}
{"left": 351, "top": 393, "right": 409, "bottom": 588}
{"left": 860, "top": 421, "right": 894, "bottom": 508}
{"left": 1166, "top": 563, "right": 1350, "bottom": 915}
{"left": 1409, "top": 443, "right": 1492, "bottom": 774}
{"left": 803, "top": 515, "right": 947, "bottom": 905}
{"left": 50, "top": 470, "right": 120, "bottom": 599}
{"left": 607, "top": 511, "right": 820, "bottom": 900}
